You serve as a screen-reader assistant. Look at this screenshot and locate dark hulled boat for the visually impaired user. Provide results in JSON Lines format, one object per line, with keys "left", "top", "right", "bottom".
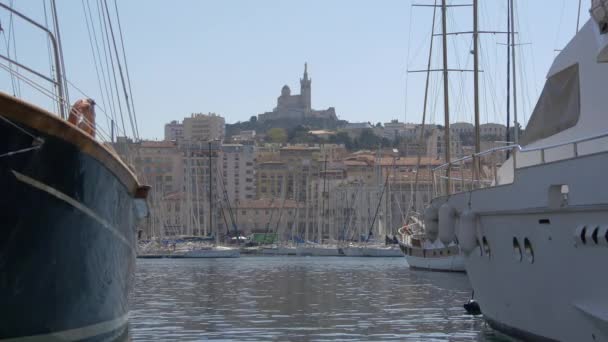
{"left": 0, "top": 2, "right": 148, "bottom": 339}
{"left": 0, "top": 94, "right": 148, "bottom": 339}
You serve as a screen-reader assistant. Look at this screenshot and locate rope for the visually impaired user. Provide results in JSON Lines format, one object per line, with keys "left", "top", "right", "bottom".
{"left": 97, "top": 0, "right": 127, "bottom": 137}
{"left": 85, "top": 0, "right": 118, "bottom": 131}
{"left": 113, "top": 0, "right": 139, "bottom": 139}
{"left": 0, "top": 114, "right": 41, "bottom": 140}
{"left": 0, "top": 145, "right": 42, "bottom": 159}
{"left": 82, "top": 0, "right": 111, "bottom": 133}
{"left": 102, "top": 0, "right": 138, "bottom": 140}
{"left": 406, "top": 0, "right": 438, "bottom": 225}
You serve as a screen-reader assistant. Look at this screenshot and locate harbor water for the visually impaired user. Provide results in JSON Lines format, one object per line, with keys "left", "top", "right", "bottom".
{"left": 130, "top": 257, "right": 509, "bottom": 341}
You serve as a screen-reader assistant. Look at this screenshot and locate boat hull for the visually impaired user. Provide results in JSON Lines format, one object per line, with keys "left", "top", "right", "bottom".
{"left": 400, "top": 243, "right": 465, "bottom": 272}
{"left": 259, "top": 246, "right": 297, "bottom": 256}
{"left": 0, "top": 112, "right": 140, "bottom": 340}
{"left": 178, "top": 248, "right": 240, "bottom": 258}
{"left": 439, "top": 152, "right": 608, "bottom": 341}
{"left": 295, "top": 245, "right": 343, "bottom": 256}
{"left": 342, "top": 245, "right": 403, "bottom": 257}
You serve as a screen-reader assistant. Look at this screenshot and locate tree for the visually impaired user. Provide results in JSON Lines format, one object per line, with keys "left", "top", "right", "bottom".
{"left": 249, "top": 116, "right": 257, "bottom": 123}
{"left": 266, "top": 127, "right": 288, "bottom": 143}
{"left": 356, "top": 128, "right": 382, "bottom": 149}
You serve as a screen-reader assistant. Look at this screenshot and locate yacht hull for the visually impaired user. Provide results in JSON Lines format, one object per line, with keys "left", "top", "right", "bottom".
{"left": 439, "top": 153, "right": 608, "bottom": 341}
{"left": 0, "top": 96, "right": 143, "bottom": 341}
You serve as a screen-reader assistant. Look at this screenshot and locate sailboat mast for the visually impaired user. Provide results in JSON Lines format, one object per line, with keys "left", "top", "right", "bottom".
{"left": 510, "top": 0, "right": 519, "bottom": 144}
{"left": 209, "top": 142, "right": 216, "bottom": 245}
{"left": 473, "top": 0, "right": 480, "bottom": 154}
{"left": 506, "top": 0, "right": 511, "bottom": 144}
{"left": 441, "top": 0, "right": 452, "bottom": 194}
{"left": 320, "top": 149, "right": 328, "bottom": 244}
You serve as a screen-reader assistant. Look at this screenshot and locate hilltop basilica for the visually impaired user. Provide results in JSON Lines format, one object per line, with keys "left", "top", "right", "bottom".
{"left": 258, "top": 63, "right": 338, "bottom": 123}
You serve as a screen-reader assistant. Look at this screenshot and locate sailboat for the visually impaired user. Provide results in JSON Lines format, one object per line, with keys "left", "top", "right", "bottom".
{"left": 178, "top": 142, "right": 239, "bottom": 258}
{"left": 296, "top": 150, "right": 343, "bottom": 256}
{"left": 343, "top": 158, "right": 402, "bottom": 257}
{"left": 430, "top": 1, "right": 608, "bottom": 340}
{"left": 0, "top": 2, "right": 149, "bottom": 340}
{"left": 398, "top": 1, "right": 465, "bottom": 272}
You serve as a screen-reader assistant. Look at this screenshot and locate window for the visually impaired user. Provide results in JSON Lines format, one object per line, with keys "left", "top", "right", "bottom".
{"left": 520, "top": 64, "right": 580, "bottom": 145}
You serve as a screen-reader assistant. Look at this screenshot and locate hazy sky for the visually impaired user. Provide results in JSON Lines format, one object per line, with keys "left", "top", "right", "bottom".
{"left": 0, "top": 1, "right": 588, "bottom": 139}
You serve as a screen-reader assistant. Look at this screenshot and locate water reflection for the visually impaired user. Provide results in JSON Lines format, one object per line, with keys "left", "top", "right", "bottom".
{"left": 130, "top": 257, "right": 510, "bottom": 341}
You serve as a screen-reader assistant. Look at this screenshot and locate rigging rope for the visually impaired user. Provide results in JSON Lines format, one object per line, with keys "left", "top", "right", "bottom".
{"left": 113, "top": 0, "right": 139, "bottom": 139}
{"left": 97, "top": 0, "right": 127, "bottom": 138}
{"left": 102, "top": 0, "right": 138, "bottom": 140}
{"left": 82, "top": 0, "right": 111, "bottom": 134}
{"left": 85, "top": 0, "right": 118, "bottom": 133}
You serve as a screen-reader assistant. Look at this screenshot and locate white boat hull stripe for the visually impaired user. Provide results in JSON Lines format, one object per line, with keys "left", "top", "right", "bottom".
{"left": 0, "top": 313, "right": 128, "bottom": 341}
{"left": 11, "top": 170, "right": 132, "bottom": 250}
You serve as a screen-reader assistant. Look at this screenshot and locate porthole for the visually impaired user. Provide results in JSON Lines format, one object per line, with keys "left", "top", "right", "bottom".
{"left": 592, "top": 226, "right": 599, "bottom": 245}
{"left": 513, "top": 237, "right": 522, "bottom": 262}
{"left": 524, "top": 238, "right": 534, "bottom": 263}
{"left": 482, "top": 236, "right": 491, "bottom": 257}
{"left": 580, "top": 227, "right": 587, "bottom": 244}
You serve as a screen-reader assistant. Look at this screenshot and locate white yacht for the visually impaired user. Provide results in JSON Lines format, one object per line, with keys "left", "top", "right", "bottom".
{"left": 431, "top": 4, "right": 608, "bottom": 340}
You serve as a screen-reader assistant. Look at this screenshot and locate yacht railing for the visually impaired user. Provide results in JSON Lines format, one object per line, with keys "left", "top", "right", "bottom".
{"left": 0, "top": 3, "right": 65, "bottom": 119}
{"left": 431, "top": 130, "right": 608, "bottom": 197}
{"left": 0, "top": 4, "right": 127, "bottom": 149}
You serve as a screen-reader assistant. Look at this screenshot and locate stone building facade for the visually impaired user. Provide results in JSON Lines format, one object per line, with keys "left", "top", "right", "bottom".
{"left": 183, "top": 112, "right": 226, "bottom": 142}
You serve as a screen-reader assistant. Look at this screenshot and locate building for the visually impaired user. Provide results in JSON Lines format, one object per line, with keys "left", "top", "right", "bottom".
{"left": 180, "top": 141, "right": 222, "bottom": 236}
{"left": 480, "top": 123, "right": 507, "bottom": 138}
{"left": 183, "top": 112, "right": 226, "bottom": 142}
{"left": 382, "top": 120, "right": 418, "bottom": 140}
{"left": 113, "top": 138, "right": 185, "bottom": 238}
{"left": 258, "top": 63, "right": 338, "bottom": 123}
{"left": 231, "top": 130, "right": 256, "bottom": 142}
{"left": 426, "top": 128, "right": 463, "bottom": 159}
{"left": 221, "top": 199, "right": 303, "bottom": 237}
{"left": 220, "top": 144, "right": 256, "bottom": 202}
{"left": 164, "top": 120, "right": 184, "bottom": 142}
{"left": 450, "top": 122, "right": 475, "bottom": 135}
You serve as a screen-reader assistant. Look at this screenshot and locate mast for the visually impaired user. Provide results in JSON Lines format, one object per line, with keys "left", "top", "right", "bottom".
{"left": 510, "top": 0, "right": 519, "bottom": 144}
{"left": 408, "top": 0, "right": 438, "bottom": 224}
{"left": 209, "top": 142, "right": 216, "bottom": 245}
{"left": 506, "top": 0, "right": 511, "bottom": 145}
{"left": 441, "top": 0, "right": 452, "bottom": 194}
{"left": 473, "top": 0, "right": 480, "bottom": 154}
{"left": 320, "top": 148, "right": 328, "bottom": 244}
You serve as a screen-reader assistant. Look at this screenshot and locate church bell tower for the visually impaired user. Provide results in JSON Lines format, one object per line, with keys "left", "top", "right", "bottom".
{"left": 300, "top": 62, "right": 312, "bottom": 111}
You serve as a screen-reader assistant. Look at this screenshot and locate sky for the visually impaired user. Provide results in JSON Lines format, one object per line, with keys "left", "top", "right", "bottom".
{"left": 0, "top": 1, "right": 588, "bottom": 139}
